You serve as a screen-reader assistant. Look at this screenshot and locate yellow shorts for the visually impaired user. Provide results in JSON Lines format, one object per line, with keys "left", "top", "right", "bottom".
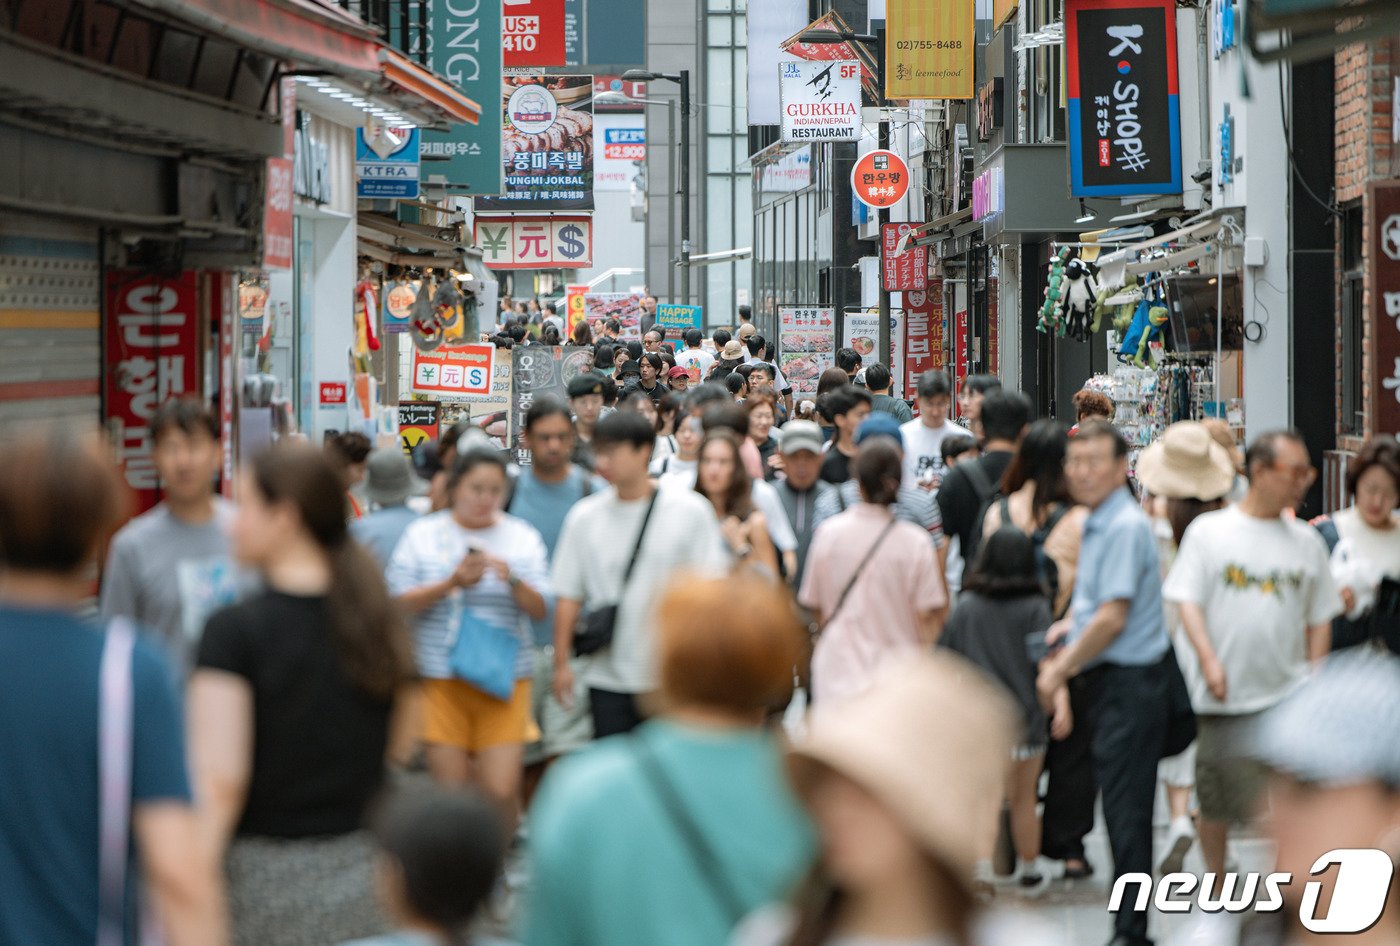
{"left": 422, "top": 678, "right": 540, "bottom": 752}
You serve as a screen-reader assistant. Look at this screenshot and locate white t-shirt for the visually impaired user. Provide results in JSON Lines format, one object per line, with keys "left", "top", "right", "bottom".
{"left": 657, "top": 470, "right": 799, "bottom": 553}
{"left": 1332, "top": 506, "right": 1400, "bottom": 578}
{"left": 674, "top": 348, "right": 715, "bottom": 383}
{"left": 1162, "top": 506, "right": 1341, "bottom": 715}
{"left": 649, "top": 453, "right": 696, "bottom": 478}
{"left": 899, "top": 418, "right": 965, "bottom": 487}
{"left": 551, "top": 486, "right": 728, "bottom": 692}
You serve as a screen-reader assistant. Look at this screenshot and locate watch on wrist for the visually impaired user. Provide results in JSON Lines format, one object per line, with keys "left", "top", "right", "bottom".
{"left": 507, "top": 572, "right": 523, "bottom": 589}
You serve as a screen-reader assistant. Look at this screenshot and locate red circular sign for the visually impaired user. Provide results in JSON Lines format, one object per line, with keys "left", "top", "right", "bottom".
{"left": 851, "top": 149, "right": 910, "bottom": 209}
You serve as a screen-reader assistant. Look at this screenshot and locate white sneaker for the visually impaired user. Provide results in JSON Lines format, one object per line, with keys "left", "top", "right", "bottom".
{"left": 1158, "top": 815, "right": 1195, "bottom": 875}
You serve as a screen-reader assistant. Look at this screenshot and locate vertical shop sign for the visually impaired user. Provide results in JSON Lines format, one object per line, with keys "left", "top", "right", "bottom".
{"left": 777, "top": 305, "right": 836, "bottom": 397}
{"left": 217, "top": 273, "right": 237, "bottom": 497}
{"left": 419, "top": 0, "right": 503, "bottom": 194}
{"left": 1066, "top": 0, "right": 1182, "bottom": 196}
{"left": 263, "top": 78, "right": 296, "bottom": 270}
{"left": 510, "top": 345, "right": 596, "bottom": 464}
{"left": 104, "top": 271, "right": 201, "bottom": 513}
{"left": 903, "top": 283, "right": 944, "bottom": 402}
{"left": 475, "top": 74, "right": 594, "bottom": 211}
{"left": 881, "top": 223, "right": 928, "bottom": 291}
{"left": 503, "top": 0, "right": 566, "bottom": 67}
{"left": 885, "top": 0, "right": 975, "bottom": 100}
{"left": 1371, "top": 183, "right": 1400, "bottom": 435}
{"left": 953, "top": 308, "right": 969, "bottom": 408}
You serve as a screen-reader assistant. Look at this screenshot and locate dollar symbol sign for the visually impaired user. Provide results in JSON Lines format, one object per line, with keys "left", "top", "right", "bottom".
{"left": 558, "top": 225, "right": 585, "bottom": 259}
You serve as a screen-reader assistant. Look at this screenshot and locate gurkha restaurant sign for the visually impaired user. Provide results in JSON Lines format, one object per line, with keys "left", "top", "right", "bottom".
{"left": 1372, "top": 183, "right": 1400, "bottom": 435}
{"left": 1065, "top": 0, "right": 1182, "bottom": 197}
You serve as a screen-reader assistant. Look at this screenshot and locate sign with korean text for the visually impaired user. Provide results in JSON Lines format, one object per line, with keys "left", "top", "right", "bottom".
{"left": 953, "top": 308, "right": 970, "bottom": 406}
{"left": 881, "top": 223, "right": 928, "bottom": 291}
{"left": 594, "top": 113, "right": 645, "bottom": 192}
{"left": 263, "top": 158, "right": 293, "bottom": 269}
{"left": 412, "top": 343, "right": 496, "bottom": 397}
{"left": 503, "top": 0, "right": 566, "bottom": 67}
{"left": 1372, "top": 183, "right": 1400, "bottom": 435}
{"left": 475, "top": 75, "right": 594, "bottom": 211}
{"left": 319, "top": 381, "right": 347, "bottom": 405}
{"left": 510, "top": 345, "right": 595, "bottom": 464}
{"left": 356, "top": 125, "right": 420, "bottom": 199}
{"left": 655, "top": 303, "right": 702, "bottom": 331}
{"left": 104, "top": 271, "right": 201, "bottom": 513}
{"left": 777, "top": 305, "right": 836, "bottom": 397}
{"left": 1066, "top": 0, "right": 1182, "bottom": 196}
{"left": 851, "top": 150, "right": 910, "bottom": 209}
{"left": 419, "top": 1, "right": 502, "bottom": 193}
{"left": 761, "top": 146, "right": 812, "bottom": 194}
{"left": 903, "top": 283, "right": 946, "bottom": 405}
{"left": 843, "top": 311, "right": 881, "bottom": 367}
{"left": 886, "top": 0, "right": 975, "bottom": 100}
{"left": 398, "top": 401, "right": 441, "bottom": 455}
{"left": 779, "top": 60, "right": 861, "bottom": 143}
{"left": 474, "top": 215, "right": 593, "bottom": 269}
{"left": 781, "top": 11, "right": 880, "bottom": 101}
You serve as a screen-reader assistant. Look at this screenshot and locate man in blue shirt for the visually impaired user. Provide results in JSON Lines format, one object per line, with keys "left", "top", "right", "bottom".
{"left": 350, "top": 448, "right": 422, "bottom": 566}
{"left": 1038, "top": 420, "right": 1173, "bottom": 946}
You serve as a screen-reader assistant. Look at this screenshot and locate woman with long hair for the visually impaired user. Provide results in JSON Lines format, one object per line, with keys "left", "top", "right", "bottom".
{"left": 388, "top": 448, "right": 550, "bottom": 822}
{"left": 695, "top": 430, "right": 779, "bottom": 577}
{"left": 653, "top": 391, "right": 682, "bottom": 464}
{"left": 191, "top": 443, "right": 419, "bottom": 945}
{"left": 570, "top": 320, "right": 593, "bottom": 347}
{"left": 730, "top": 653, "right": 1060, "bottom": 946}
{"left": 942, "top": 527, "right": 1072, "bottom": 892}
{"left": 746, "top": 392, "right": 780, "bottom": 481}
{"left": 651, "top": 411, "right": 702, "bottom": 479}
{"left": 978, "top": 419, "right": 1087, "bottom": 619}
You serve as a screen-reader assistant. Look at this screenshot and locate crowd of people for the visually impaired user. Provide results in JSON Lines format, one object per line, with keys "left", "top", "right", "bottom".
{"left": 6, "top": 331, "right": 1400, "bottom": 946}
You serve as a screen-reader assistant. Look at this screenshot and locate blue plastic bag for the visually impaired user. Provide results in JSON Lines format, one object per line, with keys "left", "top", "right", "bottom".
{"left": 449, "top": 608, "right": 519, "bottom": 701}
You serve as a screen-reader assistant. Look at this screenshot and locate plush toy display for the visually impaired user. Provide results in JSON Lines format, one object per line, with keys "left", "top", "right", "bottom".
{"left": 1059, "top": 258, "right": 1098, "bottom": 342}
{"left": 1117, "top": 298, "right": 1170, "bottom": 367}
{"left": 1038, "top": 247, "right": 1071, "bottom": 336}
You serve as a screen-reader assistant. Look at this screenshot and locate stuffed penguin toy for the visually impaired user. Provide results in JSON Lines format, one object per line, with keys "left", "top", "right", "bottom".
{"left": 1060, "top": 258, "right": 1098, "bottom": 342}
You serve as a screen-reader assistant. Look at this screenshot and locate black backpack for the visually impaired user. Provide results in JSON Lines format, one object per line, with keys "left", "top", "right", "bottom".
{"left": 961, "top": 460, "right": 1002, "bottom": 561}
{"left": 997, "top": 496, "right": 1070, "bottom": 617}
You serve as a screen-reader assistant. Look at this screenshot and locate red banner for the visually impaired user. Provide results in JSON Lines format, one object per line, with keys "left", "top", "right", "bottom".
{"left": 953, "top": 307, "right": 969, "bottom": 413}
{"left": 882, "top": 223, "right": 928, "bottom": 291}
{"left": 503, "top": 0, "right": 567, "bottom": 67}
{"left": 105, "top": 271, "right": 201, "bottom": 513}
{"left": 903, "top": 281, "right": 944, "bottom": 406}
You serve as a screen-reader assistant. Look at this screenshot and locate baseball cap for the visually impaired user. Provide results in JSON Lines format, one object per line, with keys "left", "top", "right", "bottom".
{"left": 667, "top": 366, "right": 690, "bottom": 380}
{"left": 855, "top": 412, "right": 904, "bottom": 447}
{"left": 778, "top": 419, "right": 825, "bottom": 455}
{"left": 566, "top": 375, "right": 606, "bottom": 399}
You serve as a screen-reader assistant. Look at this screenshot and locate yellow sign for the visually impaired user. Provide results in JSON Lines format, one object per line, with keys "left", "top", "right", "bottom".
{"left": 886, "top": 0, "right": 975, "bottom": 100}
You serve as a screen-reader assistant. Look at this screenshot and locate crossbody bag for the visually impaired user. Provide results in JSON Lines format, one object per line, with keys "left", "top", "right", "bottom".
{"left": 573, "top": 488, "right": 660, "bottom": 656}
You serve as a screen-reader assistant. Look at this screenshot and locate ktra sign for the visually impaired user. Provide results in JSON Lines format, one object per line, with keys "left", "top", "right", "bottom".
{"left": 474, "top": 215, "right": 593, "bottom": 269}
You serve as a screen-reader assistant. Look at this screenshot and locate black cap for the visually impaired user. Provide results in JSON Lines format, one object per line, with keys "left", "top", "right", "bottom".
{"left": 617, "top": 360, "right": 641, "bottom": 377}
{"left": 567, "top": 375, "right": 606, "bottom": 399}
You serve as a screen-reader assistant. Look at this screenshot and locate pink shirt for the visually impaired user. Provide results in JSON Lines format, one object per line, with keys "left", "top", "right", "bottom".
{"left": 799, "top": 503, "right": 947, "bottom": 706}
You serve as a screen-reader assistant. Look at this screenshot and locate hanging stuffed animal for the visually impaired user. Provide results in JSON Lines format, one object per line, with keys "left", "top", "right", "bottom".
{"left": 1038, "top": 247, "right": 1071, "bottom": 336}
{"left": 1117, "top": 299, "right": 1170, "bottom": 367}
{"left": 433, "top": 279, "right": 465, "bottom": 343}
{"left": 411, "top": 275, "right": 447, "bottom": 352}
{"left": 1059, "top": 258, "right": 1099, "bottom": 342}
{"left": 1094, "top": 272, "right": 1140, "bottom": 335}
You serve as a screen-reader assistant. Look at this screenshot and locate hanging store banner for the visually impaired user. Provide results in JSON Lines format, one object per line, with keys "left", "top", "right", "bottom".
{"left": 1371, "top": 183, "right": 1400, "bottom": 436}
{"left": 104, "top": 271, "right": 201, "bottom": 513}
{"left": 903, "top": 283, "right": 946, "bottom": 402}
{"left": 760, "top": 146, "right": 813, "bottom": 194}
{"left": 503, "top": 0, "right": 567, "bottom": 67}
{"left": 411, "top": 343, "right": 495, "bottom": 397}
{"left": 475, "top": 74, "right": 594, "bottom": 211}
{"left": 594, "top": 112, "right": 645, "bottom": 192}
{"left": 474, "top": 215, "right": 593, "bottom": 269}
{"left": 885, "top": 0, "right": 975, "bottom": 100}
{"left": 881, "top": 223, "right": 928, "bottom": 291}
{"left": 655, "top": 303, "right": 702, "bottom": 332}
{"left": 419, "top": 1, "right": 502, "bottom": 194}
{"left": 1066, "top": 0, "right": 1182, "bottom": 196}
{"left": 398, "top": 401, "right": 441, "bottom": 456}
{"left": 842, "top": 311, "right": 881, "bottom": 368}
{"left": 781, "top": 12, "right": 880, "bottom": 101}
{"left": 355, "top": 125, "right": 420, "bottom": 199}
{"left": 777, "top": 305, "right": 836, "bottom": 397}
{"left": 851, "top": 150, "right": 911, "bottom": 209}
{"left": 510, "top": 345, "right": 596, "bottom": 463}
{"left": 779, "top": 60, "right": 862, "bottom": 143}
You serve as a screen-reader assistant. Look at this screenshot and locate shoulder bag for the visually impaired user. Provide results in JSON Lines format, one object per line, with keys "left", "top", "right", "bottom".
{"left": 573, "top": 488, "right": 660, "bottom": 656}
{"left": 811, "top": 518, "right": 897, "bottom": 639}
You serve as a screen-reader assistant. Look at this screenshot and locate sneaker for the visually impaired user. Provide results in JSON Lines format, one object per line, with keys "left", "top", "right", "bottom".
{"left": 1158, "top": 815, "right": 1195, "bottom": 875}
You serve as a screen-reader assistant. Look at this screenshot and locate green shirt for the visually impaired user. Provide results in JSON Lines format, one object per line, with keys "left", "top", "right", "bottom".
{"left": 871, "top": 393, "right": 914, "bottom": 424}
{"left": 522, "top": 719, "right": 815, "bottom": 946}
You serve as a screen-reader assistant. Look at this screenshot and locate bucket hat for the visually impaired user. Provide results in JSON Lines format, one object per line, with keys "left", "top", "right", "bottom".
{"left": 1135, "top": 421, "right": 1236, "bottom": 501}
{"left": 785, "top": 652, "right": 1016, "bottom": 890}
{"left": 364, "top": 447, "right": 417, "bottom": 506}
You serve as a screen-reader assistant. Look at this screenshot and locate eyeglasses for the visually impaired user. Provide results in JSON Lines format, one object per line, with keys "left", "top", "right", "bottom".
{"left": 1270, "top": 462, "right": 1316, "bottom": 482}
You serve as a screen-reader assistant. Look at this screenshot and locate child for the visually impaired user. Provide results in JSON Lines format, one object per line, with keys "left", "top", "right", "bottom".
{"left": 341, "top": 787, "right": 514, "bottom": 946}
{"left": 940, "top": 526, "right": 1071, "bottom": 893}
{"left": 939, "top": 434, "right": 979, "bottom": 603}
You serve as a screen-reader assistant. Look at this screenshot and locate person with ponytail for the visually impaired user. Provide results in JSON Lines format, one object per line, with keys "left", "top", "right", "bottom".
{"left": 387, "top": 446, "right": 550, "bottom": 823}
{"left": 798, "top": 440, "right": 946, "bottom": 707}
{"left": 190, "top": 443, "right": 419, "bottom": 946}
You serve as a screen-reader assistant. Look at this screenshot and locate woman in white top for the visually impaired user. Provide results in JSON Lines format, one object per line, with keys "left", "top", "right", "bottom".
{"left": 695, "top": 430, "right": 779, "bottom": 577}
{"left": 651, "top": 412, "right": 702, "bottom": 480}
{"left": 1316, "top": 437, "right": 1400, "bottom": 652}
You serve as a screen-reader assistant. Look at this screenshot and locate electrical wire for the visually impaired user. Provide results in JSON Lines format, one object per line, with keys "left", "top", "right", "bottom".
{"left": 1278, "top": 60, "right": 1340, "bottom": 219}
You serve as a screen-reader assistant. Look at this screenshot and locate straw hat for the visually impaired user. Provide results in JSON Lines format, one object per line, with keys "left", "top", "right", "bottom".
{"left": 1135, "top": 421, "right": 1236, "bottom": 501}
{"left": 785, "top": 652, "right": 1016, "bottom": 889}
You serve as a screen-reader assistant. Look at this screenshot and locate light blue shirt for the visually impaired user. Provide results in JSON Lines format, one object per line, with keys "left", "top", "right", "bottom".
{"left": 1068, "top": 486, "right": 1169, "bottom": 668}
{"left": 350, "top": 504, "right": 420, "bottom": 567}
{"left": 508, "top": 467, "right": 606, "bottom": 646}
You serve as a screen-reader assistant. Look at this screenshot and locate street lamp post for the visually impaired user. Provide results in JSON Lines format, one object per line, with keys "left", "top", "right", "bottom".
{"left": 623, "top": 69, "right": 691, "bottom": 305}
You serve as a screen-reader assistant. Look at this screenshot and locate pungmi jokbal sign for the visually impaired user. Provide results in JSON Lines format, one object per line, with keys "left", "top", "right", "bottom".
{"left": 779, "top": 60, "right": 862, "bottom": 143}
{"left": 1065, "top": 0, "right": 1182, "bottom": 197}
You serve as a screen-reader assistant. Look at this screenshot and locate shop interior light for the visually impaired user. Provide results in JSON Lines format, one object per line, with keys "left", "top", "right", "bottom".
{"left": 1075, "top": 199, "right": 1098, "bottom": 225}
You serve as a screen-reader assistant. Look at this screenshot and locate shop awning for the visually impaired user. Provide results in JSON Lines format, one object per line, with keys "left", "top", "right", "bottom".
{"left": 378, "top": 48, "right": 482, "bottom": 128}
{"left": 131, "top": 0, "right": 382, "bottom": 81}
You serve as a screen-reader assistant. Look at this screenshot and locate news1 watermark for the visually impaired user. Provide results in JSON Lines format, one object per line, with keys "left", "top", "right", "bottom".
{"left": 1109, "top": 849, "right": 1396, "bottom": 933}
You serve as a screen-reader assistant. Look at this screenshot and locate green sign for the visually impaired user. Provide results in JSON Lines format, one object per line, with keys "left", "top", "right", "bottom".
{"left": 419, "top": 0, "right": 503, "bottom": 193}
{"left": 656, "top": 303, "right": 702, "bottom": 331}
